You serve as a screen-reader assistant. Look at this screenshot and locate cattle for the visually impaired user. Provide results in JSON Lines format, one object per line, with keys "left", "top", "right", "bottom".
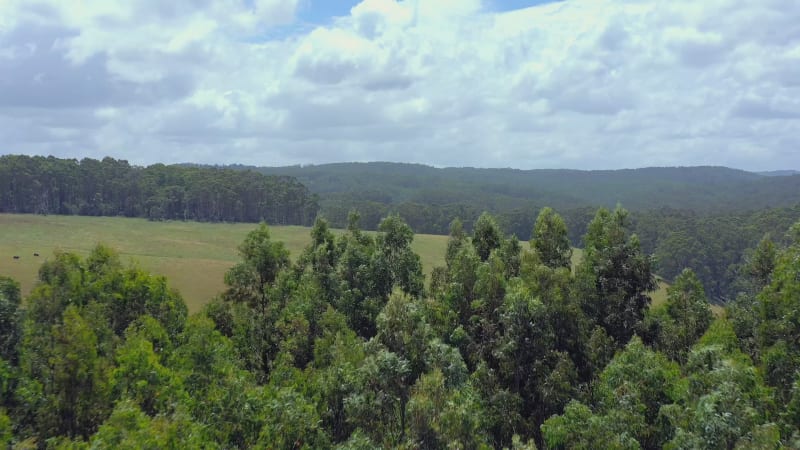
{"left": 13, "top": 255, "right": 19, "bottom": 260}
{"left": 34, "top": 252, "right": 40, "bottom": 256}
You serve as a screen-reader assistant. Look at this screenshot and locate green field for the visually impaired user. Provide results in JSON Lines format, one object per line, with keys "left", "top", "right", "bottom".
{"left": 1, "top": 214, "right": 677, "bottom": 313}
{"left": 0, "top": 214, "right": 449, "bottom": 312}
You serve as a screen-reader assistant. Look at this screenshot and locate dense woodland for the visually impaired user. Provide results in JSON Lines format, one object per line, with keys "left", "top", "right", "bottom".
{"left": 2, "top": 207, "right": 800, "bottom": 448}
{"left": 252, "top": 162, "right": 800, "bottom": 302}
{"left": 0, "top": 155, "right": 319, "bottom": 225}
{"left": 251, "top": 162, "right": 800, "bottom": 231}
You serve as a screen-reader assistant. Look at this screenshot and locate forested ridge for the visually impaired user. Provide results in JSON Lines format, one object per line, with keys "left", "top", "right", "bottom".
{"left": 248, "top": 162, "right": 800, "bottom": 230}
{"left": 247, "top": 162, "right": 800, "bottom": 302}
{"left": 0, "top": 155, "right": 319, "bottom": 225}
{"left": 2, "top": 208, "right": 800, "bottom": 448}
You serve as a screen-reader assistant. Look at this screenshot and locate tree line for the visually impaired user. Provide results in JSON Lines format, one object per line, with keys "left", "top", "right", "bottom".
{"left": 632, "top": 206, "right": 800, "bottom": 302}
{"left": 0, "top": 155, "right": 319, "bottom": 225}
{"left": 2, "top": 207, "right": 799, "bottom": 448}
{"left": 311, "top": 195, "right": 800, "bottom": 303}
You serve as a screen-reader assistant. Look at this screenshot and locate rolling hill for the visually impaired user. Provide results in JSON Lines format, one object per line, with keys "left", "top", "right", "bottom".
{"left": 249, "top": 163, "right": 799, "bottom": 213}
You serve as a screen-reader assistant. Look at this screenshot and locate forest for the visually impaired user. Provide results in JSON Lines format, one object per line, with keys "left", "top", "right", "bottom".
{"left": 250, "top": 162, "right": 800, "bottom": 232}
{"left": 242, "top": 162, "right": 800, "bottom": 302}
{"left": 2, "top": 207, "right": 800, "bottom": 448}
{"left": 0, "top": 155, "right": 319, "bottom": 225}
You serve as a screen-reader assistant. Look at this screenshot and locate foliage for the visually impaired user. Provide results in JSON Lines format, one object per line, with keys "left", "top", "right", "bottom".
{"left": 3, "top": 212, "right": 800, "bottom": 448}
{"left": 661, "top": 344, "right": 775, "bottom": 449}
{"left": 111, "top": 325, "right": 183, "bottom": 416}
{"left": 406, "top": 369, "right": 489, "bottom": 449}
{"left": 252, "top": 162, "right": 800, "bottom": 302}
{"left": 90, "top": 400, "right": 212, "bottom": 449}
{"left": 473, "top": 212, "right": 503, "bottom": 261}
{"left": 642, "top": 268, "right": 713, "bottom": 362}
{"left": 0, "top": 276, "right": 21, "bottom": 363}
{"left": 224, "top": 223, "right": 290, "bottom": 307}
{"left": 531, "top": 207, "right": 572, "bottom": 270}
{"left": 541, "top": 400, "right": 641, "bottom": 450}
{"left": 257, "top": 386, "right": 330, "bottom": 449}
{"left": 255, "top": 162, "right": 800, "bottom": 234}
{"left": 577, "top": 206, "right": 656, "bottom": 346}
{"left": 0, "top": 408, "right": 9, "bottom": 448}
{"left": 0, "top": 154, "right": 319, "bottom": 224}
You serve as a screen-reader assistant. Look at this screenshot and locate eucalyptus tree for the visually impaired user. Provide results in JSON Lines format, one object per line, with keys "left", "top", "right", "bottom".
{"left": 531, "top": 207, "right": 572, "bottom": 270}
{"left": 577, "top": 206, "right": 655, "bottom": 346}
{"left": 642, "top": 268, "right": 713, "bottom": 362}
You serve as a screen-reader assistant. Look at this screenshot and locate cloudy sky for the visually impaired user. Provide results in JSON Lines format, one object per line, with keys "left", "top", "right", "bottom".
{"left": 1, "top": 0, "right": 798, "bottom": 170}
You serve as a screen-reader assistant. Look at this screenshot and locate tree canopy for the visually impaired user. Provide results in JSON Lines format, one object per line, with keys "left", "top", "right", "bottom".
{"left": 0, "top": 155, "right": 319, "bottom": 224}
{"left": 2, "top": 209, "right": 800, "bottom": 448}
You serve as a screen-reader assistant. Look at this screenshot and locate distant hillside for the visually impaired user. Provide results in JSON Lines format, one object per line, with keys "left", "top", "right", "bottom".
{"left": 758, "top": 170, "right": 800, "bottom": 176}
{"left": 245, "top": 162, "right": 799, "bottom": 213}
{"left": 236, "top": 162, "right": 800, "bottom": 302}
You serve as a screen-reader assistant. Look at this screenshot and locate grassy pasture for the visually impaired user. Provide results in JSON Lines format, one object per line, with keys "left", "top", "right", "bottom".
{"left": 0, "top": 214, "right": 448, "bottom": 312}
{"left": 1, "top": 214, "right": 677, "bottom": 314}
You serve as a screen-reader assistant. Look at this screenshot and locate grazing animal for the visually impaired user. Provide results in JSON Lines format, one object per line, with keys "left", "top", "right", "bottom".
{"left": 33, "top": 252, "right": 39, "bottom": 256}
{"left": 13, "top": 255, "right": 19, "bottom": 260}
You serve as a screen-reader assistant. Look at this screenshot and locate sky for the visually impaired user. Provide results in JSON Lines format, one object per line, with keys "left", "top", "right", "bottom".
{"left": 0, "top": 0, "right": 798, "bottom": 170}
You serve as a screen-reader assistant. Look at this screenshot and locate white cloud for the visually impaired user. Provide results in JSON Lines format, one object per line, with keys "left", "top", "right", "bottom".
{"left": 351, "top": 0, "right": 414, "bottom": 37}
{"left": 0, "top": 0, "right": 798, "bottom": 170}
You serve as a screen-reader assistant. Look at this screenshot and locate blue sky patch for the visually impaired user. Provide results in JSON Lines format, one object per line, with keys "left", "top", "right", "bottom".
{"left": 296, "top": 0, "right": 563, "bottom": 25}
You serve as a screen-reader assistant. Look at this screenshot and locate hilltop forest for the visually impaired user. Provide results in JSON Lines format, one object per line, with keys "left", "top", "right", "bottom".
{"left": 251, "top": 162, "right": 800, "bottom": 233}
{"left": 0, "top": 155, "right": 319, "bottom": 225}
{"left": 2, "top": 208, "right": 800, "bottom": 448}
{"left": 250, "top": 162, "right": 800, "bottom": 301}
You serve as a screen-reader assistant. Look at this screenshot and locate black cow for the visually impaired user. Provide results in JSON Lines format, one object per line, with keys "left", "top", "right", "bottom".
{"left": 13, "top": 255, "right": 20, "bottom": 260}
